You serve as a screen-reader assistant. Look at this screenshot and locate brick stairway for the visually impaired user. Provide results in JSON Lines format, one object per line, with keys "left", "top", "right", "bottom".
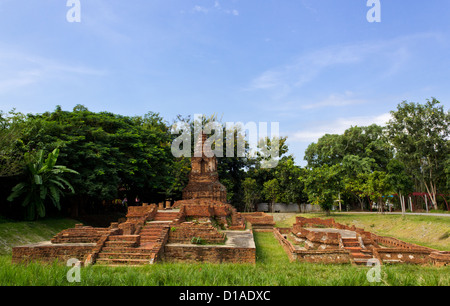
{"left": 95, "top": 210, "right": 178, "bottom": 266}
{"left": 342, "top": 237, "right": 373, "bottom": 265}
{"left": 152, "top": 210, "right": 179, "bottom": 222}
{"left": 139, "top": 210, "right": 179, "bottom": 246}
{"left": 95, "top": 235, "right": 155, "bottom": 266}
{"left": 139, "top": 222, "right": 169, "bottom": 246}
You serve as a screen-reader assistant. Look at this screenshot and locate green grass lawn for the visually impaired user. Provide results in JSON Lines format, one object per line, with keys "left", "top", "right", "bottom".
{"left": 0, "top": 231, "right": 448, "bottom": 286}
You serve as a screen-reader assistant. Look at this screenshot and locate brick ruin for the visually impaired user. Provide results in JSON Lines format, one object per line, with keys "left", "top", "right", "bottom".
{"left": 181, "top": 132, "right": 227, "bottom": 203}
{"left": 10, "top": 132, "right": 449, "bottom": 267}
{"left": 12, "top": 132, "right": 254, "bottom": 266}
{"left": 274, "top": 216, "right": 450, "bottom": 266}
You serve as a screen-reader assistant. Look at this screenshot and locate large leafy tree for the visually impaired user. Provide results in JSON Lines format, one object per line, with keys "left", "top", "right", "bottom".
{"left": 15, "top": 106, "right": 174, "bottom": 216}
{"left": 7, "top": 149, "right": 78, "bottom": 220}
{"left": 303, "top": 164, "right": 343, "bottom": 215}
{"left": 304, "top": 125, "right": 392, "bottom": 170}
{"left": 242, "top": 178, "right": 261, "bottom": 212}
{"left": 304, "top": 124, "right": 393, "bottom": 210}
{"left": 274, "top": 155, "right": 308, "bottom": 206}
{"left": 0, "top": 110, "right": 27, "bottom": 178}
{"left": 386, "top": 159, "right": 413, "bottom": 215}
{"left": 262, "top": 178, "right": 281, "bottom": 213}
{"left": 386, "top": 98, "right": 450, "bottom": 210}
{"left": 363, "top": 171, "right": 393, "bottom": 213}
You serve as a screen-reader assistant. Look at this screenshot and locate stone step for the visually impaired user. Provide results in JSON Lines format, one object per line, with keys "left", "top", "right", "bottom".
{"left": 351, "top": 252, "right": 373, "bottom": 259}
{"left": 140, "top": 239, "right": 159, "bottom": 244}
{"left": 97, "top": 252, "right": 155, "bottom": 260}
{"left": 145, "top": 222, "right": 170, "bottom": 227}
{"left": 343, "top": 242, "right": 360, "bottom": 247}
{"left": 108, "top": 235, "right": 140, "bottom": 242}
{"left": 345, "top": 247, "right": 362, "bottom": 251}
{"left": 353, "top": 258, "right": 371, "bottom": 265}
{"left": 101, "top": 247, "right": 154, "bottom": 254}
{"left": 153, "top": 218, "right": 176, "bottom": 222}
{"left": 104, "top": 240, "right": 138, "bottom": 248}
{"left": 140, "top": 228, "right": 164, "bottom": 233}
{"left": 95, "top": 258, "right": 153, "bottom": 266}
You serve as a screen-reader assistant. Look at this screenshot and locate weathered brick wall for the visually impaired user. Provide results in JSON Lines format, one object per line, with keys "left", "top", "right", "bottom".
{"left": 242, "top": 212, "right": 274, "bottom": 231}
{"left": 183, "top": 204, "right": 216, "bottom": 217}
{"left": 163, "top": 245, "right": 255, "bottom": 264}
{"left": 374, "top": 248, "right": 433, "bottom": 264}
{"left": 51, "top": 225, "right": 111, "bottom": 244}
{"left": 274, "top": 228, "right": 349, "bottom": 263}
{"left": 372, "top": 235, "right": 435, "bottom": 251}
{"left": 295, "top": 249, "right": 352, "bottom": 264}
{"left": 242, "top": 212, "right": 274, "bottom": 225}
{"left": 273, "top": 228, "right": 297, "bottom": 261}
{"left": 12, "top": 243, "right": 95, "bottom": 264}
{"left": 295, "top": 217, "right": 335, "bottom": 228}
{"left": 126, "top": 204, "right": 157, "bottom": 223}
{"left": 430, "top": 251, "right": 450, "bottom": 267}
{"left": 168, "top": 223, "right": 226, "bottom": 244}
{"left": 152, "top": 226, "right": 171, "bottom": 262}
{"left": 119, "top": 204, "right": 158, "bottom": 235}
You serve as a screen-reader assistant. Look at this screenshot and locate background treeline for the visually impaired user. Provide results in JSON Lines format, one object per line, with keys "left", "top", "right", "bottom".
{"left": 0, "top": 99, "right": 449, "bottom": 221}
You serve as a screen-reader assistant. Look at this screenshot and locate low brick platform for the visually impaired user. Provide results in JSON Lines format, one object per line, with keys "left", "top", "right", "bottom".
{"left": 277, "top": 216, "right": 450, "bottom": 266}
{"left": 12, "top": 241, "right": 96, "bottom": 264}
{"left": 163, "top": 230, "right": 256, "bottom": 264}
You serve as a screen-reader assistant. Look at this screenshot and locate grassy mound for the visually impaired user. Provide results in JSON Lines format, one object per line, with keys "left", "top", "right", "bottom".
{"left": 0, "top": 218, "right": 79, "bottom": 255}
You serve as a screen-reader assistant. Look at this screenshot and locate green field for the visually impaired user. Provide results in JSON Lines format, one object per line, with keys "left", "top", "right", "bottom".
{"left": 0, "top": 216, "right": 449, "bottom": 286}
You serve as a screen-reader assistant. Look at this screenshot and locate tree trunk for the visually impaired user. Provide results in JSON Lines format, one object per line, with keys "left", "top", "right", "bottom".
{"left": 424, "top": 181, "right": 438, "bottom": 210}
{"left": 399, "top": 193, "right": 406, "bottom": 216}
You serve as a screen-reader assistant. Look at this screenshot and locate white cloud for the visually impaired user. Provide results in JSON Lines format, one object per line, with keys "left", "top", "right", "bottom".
{"left": 289, "top": 113, "right": 392, "bottom": 143}
{"left": 193, "top": 5, "right": 209, "bottom": 14}
{"left": 0, "top": 47, "right": 106, "bottom": 94}
{"left": 192, "top": 1, "right": 239, "bottom": 16}
{"left": 300, "top": 91, "right": 366, "bottom": 110}
{"left": 248, "top": 33, "right": 442, "bottom": 98}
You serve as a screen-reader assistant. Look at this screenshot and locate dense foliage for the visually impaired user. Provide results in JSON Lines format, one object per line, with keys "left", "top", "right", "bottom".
{"left": 0, "top": 99, "right": 448, "bottom": 220}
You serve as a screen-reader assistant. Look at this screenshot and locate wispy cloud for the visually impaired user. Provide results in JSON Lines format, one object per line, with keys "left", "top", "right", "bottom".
{"left": 289, "top": 113, "right": 392, "bottom": 143}
{"left": 301, "top": 91, "right": 366, "bottom": 110}
{"left": 248, "top": 33, "right": 442, "bottom": 99}
{"left": 0, "top": 47, "right": 106, "bottom": 94}
{"left": 192, "top": 1, "right": 239, "bottom": 16}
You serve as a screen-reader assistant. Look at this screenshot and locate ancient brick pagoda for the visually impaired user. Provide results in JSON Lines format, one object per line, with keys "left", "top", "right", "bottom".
{"left": 181, "top": 132, "right": 227, "bottom": 203}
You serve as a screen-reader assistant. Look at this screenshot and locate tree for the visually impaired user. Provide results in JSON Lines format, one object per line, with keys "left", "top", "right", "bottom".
{"left": 386, "top": 98, "right": 450, "bottom": 210}
{"left": 386, "top": 159, "right": 413, "bottom": 215}
{"left": 364, "top": 171, "right": 392, "bottom": 214}
{"left": 262, "top": 179, "right": 281, "bottom": 213}
{"left": 342, "top": 155, "right": 375, "bottom": 211}
{"left": 0, "top": 110, "right": 27, "bottom": 177}
{"left": 242, "top": 178, "right": 261, "bottom": 212}
{"left": 304, "top": 125, "right": 392, "bottom": 170}
{"left": 7, "top": 149, "right": 79, "bottom": 220}
{"left": 303, "top": 164, "right": 343, "bottom": 215}
{"left": 274, "top": 155, "right": 307, "bottom": 206}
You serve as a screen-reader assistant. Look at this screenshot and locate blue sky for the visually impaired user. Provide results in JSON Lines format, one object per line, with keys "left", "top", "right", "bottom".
{"left": 1, "top": 0, "right": 449, "bottom": 165}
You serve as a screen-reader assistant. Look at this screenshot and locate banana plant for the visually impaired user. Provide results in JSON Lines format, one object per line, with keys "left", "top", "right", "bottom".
{"left": 7, "top": 148, "right": 79, "bottom": 220}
